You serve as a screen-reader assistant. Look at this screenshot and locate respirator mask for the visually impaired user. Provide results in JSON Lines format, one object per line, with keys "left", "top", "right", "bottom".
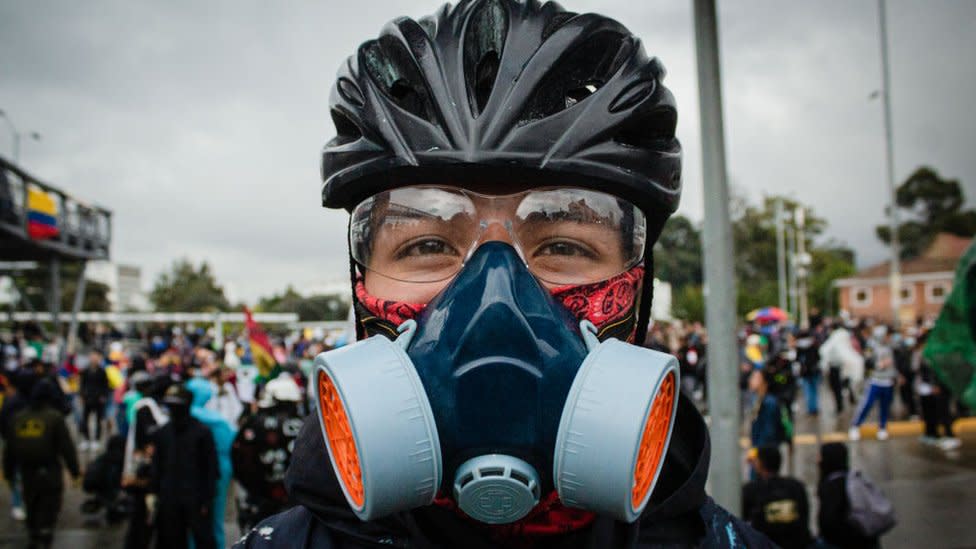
{"left": 315, "top": 186, "right": 679, "bottom": 525}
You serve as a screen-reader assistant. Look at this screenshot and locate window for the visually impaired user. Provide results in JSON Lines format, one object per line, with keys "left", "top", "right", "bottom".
{"left": 926, "top": 281, "right": 951, "bottom": 304}
{"left": 852, "top": 286, "right": 872, "bottom": 307}
{"left": 900, "top": 284, "right": 915, "bottom": 305}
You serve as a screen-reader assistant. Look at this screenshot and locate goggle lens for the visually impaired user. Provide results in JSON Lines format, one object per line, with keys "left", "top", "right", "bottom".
{"left": 350, "top": 186, "right": 645, "bottom": 285}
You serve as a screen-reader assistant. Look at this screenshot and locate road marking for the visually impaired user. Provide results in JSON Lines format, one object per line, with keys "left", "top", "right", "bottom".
{"left": 740, "top": 417, "right": 976, "bottom": 447}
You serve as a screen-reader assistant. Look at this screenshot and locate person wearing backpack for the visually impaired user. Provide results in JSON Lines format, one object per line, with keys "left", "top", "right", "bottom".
{"left": 817, "top": 442, "right": 894, "bottom": 548}
{"left": 742, "top": 445, "right": 812, "bottom": 549}
{"left": 2, "top": 378, "right": 81, "bottom": 548}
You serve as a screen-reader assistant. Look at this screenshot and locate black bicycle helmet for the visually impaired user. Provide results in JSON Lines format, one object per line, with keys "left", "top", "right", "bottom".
{"left": 323, "top": 0, "right": 682, "bottom": 342}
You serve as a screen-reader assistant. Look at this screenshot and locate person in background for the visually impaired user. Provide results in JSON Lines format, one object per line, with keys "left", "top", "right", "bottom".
{"left": 795, "top": 329, "right": 821, "bottom": 416}
{"left": 893, "top": 334, "right": 917, "bottom": 419}
{"left": 122, "top": 372, "right": 167, "bottom": 549}
{"left": 3, "top": 379, "right": 81, "bottom": 549}
{"left": 232, "top": 376, "right": 304, "bottom": 530}
{"left": 817, "top": 442, "right": 880, "bottom": 549}
{"left": 850, "top": 329, "right": 897, "bottom": 441}
{"left": 206, "top": 365, "right": 244, "bottom": 427}
{"left": 152, "top": 385, "right": 218, "bottom": 549}
{"left": 186, "top": 376, "right": 237, "bottom": 549}
{"left": 915, "top": 334, "right": 961, "bottom": 451}
{"left": 0, "top": 371, "right": 28, "bottom": 521}
{"left": 742, "top": 445, "right": 812, "bottom": 549}
{"left": 78, "top": 350, "right": 110, "bottom": 451}
{"left": 820, "top": 323, "right": 863, "bottom": 414}
{"left": 750, "top": 369, "right": 785, "bottom": 451}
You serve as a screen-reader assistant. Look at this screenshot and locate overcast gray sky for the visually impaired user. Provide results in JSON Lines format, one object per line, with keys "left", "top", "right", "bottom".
{"left": 1, "top": 1, "right": 974, "bottom": 303}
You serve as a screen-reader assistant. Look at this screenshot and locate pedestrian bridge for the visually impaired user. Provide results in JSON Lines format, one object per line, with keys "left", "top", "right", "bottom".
{"left": 0, "top": 155, "right": 111, "bottom": 262}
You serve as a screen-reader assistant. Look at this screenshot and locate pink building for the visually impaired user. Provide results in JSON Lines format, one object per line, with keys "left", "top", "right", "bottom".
{"left": 835, "top": 233, "right": 972, "bottom": 325}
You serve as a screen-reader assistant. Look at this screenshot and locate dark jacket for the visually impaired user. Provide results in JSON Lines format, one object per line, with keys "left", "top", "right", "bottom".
{"left": 751, "top": 393, "right": 782, "bottom": 448}
{"left": 3, "top": 401, "right": 80, "bottom": 483}
{"left": 151, "top": 416, "right": 219, "bottom": 508}
{"left": 235, "top": 395, "right": 773, "bottom": 548}
{"left": 742, "top": 475, "right": 811, "bottom": 549}
{"left": 80, "top": 366, "right": 111, "bottom": 403}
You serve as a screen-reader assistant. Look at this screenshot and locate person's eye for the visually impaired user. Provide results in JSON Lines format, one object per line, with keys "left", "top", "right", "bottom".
{"left": 534, "top": 240, "right": 597, "bottom": 259}
{"left": 395, "top": 238, "right": 459, "bottom": 259}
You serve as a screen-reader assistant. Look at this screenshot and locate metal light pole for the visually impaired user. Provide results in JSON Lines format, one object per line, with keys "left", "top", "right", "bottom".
{"left": 0, "top": 109, "right": 41, "bottom": 163}
{"left": 786, "top": 223, "right": 798, "bottom": 320}
{"left": 693, "top": 0, "right": 740, "bottom": 515}
{"left": 775, "top": 198, "right": 787, "bottom": 312}
{"left": 795, "top": 208, "right": 810, "bottom": 329}
{"left": 877, "top": 0, "right": 901, "bottom": 327}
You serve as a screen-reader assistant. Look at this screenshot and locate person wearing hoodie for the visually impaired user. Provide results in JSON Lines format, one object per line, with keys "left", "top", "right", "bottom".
{"left": 816, "top": 443, "right": 880, "bottom": 549}
{"left": 3, "top": 378, "right": 80, "bottom": 548}
{"left": 152, "top": 385, "right": 219, "bottom": 549}
{"left": 235, "top": 2, "right": 772, "bottom": 548}
{"left": 187, "top": 376, "right": 238, "bottom": 549}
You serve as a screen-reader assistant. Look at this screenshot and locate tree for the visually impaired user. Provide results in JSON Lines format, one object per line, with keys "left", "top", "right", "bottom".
{"left": 876, "top": 166, "right": 976, "bottom": 259}
{"left": 9, "top": 261, "right": 111, "bottom": 312}
{"left": 150, "top": 259, "right": 230, "bottom": 312}
{"left": 653, "top": 215, "right": 703, "bottom": 290}
{"left": 729, "top": 193, "right": 854, "bottom": 317}
{"left": 258, "top": 285, "right": 349, "bottom": 322}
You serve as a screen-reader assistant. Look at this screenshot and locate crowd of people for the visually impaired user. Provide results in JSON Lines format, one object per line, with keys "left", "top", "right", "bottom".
{"left": 0, "top": 323, "right": 329, "bottom": 548}
{"left": 644, "top": 310, "right": 964, "bottom": 549}
{"left": 0, "top": 309, "right": 966, "bottom": 548}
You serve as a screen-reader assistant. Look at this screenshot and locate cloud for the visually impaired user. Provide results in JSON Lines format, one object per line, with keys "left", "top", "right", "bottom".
{"left": 1, "top": 0, "right": 973, "bottom": 302}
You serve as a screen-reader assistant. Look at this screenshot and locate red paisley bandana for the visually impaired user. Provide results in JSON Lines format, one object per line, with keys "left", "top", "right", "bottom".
{"left": 354, "top": 264, "right": 644, "bottom": 343}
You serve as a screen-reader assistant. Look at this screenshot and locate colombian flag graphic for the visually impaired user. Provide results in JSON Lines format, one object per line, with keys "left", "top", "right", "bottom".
{"left": 244, "top": 306, "right": 278, "bottom": 379}
{"left": 26, "top": 186, "right": 59, "bottom": 240}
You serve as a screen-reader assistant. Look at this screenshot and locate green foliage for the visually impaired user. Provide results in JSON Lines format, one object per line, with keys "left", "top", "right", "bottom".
{"left": 654, "top": 191, "right": 856, "bottom": 320}
{"left": 149, "top": 259, "right": 230, "bottom": 312}
{"left": 671, "top": 284, "right": 705, "bottom": 323}
{"left": 653, "top": 215, "right": 703, "bottom": 290}
{"left": 876, "top": 166, "right": 976, "bottom": 259}
{"left": 9, "top": 261, "right": 111, "bottom": 312}
{"left": 258, "top": 285, "right": 349, "bottom": 322}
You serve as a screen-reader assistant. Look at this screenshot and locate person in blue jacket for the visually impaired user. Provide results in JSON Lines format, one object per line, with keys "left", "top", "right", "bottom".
{"left": 187, "top": 376, "right": 237, "bottom": 549}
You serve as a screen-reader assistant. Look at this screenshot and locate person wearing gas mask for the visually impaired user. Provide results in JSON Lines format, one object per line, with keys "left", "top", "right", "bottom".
{"left": 151, "top": 385, "right": 219, "bottom": 549}
{"left": 236, "top": 1, "right": 770, "bottom": 548}
{"left": 232, "top": 374, "right": 304, "bottom": 530}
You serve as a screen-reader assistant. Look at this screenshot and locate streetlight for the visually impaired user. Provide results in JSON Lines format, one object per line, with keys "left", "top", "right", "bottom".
{"left": 0, "top": 109, "right": 42, "bottom": 163}
{"left": 875, "top": 0, "right": 902, "bottom": 328}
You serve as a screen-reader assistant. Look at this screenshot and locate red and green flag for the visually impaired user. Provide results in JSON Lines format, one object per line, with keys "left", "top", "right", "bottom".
{"left": 244, "top": 307, "right": 278, "bottom": 379}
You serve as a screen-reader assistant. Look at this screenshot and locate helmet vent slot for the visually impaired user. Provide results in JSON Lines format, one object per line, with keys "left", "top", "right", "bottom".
{"left": 360, "top": 36, "right": 437, "bottom": 125}
{"left": 329, "top": 109, "right": 363, "bottom": 147}
{"left": 614, "top": 107, "right": 677, "bottom": 151}
{"left": 463, "top": 0, "right": 508, "bottom": 117}
{"left": 517, "top": 31, "right": 629, "bottom": 126}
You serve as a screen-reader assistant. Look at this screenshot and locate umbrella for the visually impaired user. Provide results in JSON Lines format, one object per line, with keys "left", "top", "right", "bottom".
{"left": 746, "top": 306, "right": 788, "bottom": 324}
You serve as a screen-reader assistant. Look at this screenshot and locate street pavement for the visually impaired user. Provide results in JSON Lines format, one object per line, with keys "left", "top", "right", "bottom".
{"left": 0, "top": 386, "right": 975, "bottom": 548}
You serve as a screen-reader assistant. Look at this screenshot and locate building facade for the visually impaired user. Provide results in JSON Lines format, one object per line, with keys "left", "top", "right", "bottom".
{"left": 835, "top": 233, "right": 972, "bottom": 325}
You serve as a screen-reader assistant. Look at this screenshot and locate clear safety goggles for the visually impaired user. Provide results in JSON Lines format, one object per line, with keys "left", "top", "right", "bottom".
{"left": 350, "top": 186, "right": 646, "bottom": 285}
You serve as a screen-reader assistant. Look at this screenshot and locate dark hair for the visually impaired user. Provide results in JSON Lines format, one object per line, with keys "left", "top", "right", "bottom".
{"left": 756, "top": 445, "right": 781, "bottom": 475}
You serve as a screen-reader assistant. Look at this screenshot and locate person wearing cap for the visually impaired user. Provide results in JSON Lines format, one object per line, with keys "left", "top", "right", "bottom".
{"left": 151, "top": 385, "right": 219, "bottom": 549}
{"left": 236, "top": 1, "right": 772, "bottom": 548}
{"left": 3, "top": 379, "right": 80, "bottom": 548}
{"left": 78, "top": 349, "right": 111, "bottom": 451}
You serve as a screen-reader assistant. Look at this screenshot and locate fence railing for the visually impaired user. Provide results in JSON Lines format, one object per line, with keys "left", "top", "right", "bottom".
{"left": 0, "top": 156, "right": 112, "bottom": 259}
